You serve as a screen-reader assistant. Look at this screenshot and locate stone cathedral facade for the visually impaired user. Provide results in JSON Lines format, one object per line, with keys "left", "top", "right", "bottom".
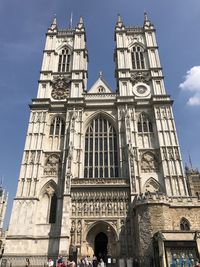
{"left": 4, "top": 14, "right": 200, "bottom": 267}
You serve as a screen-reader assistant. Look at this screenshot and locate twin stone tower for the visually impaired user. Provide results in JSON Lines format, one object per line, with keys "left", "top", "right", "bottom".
{"left": 3, "top": 14, "right": 200, "bottom": 267}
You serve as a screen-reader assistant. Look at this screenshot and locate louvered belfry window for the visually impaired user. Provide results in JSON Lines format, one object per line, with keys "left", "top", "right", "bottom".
{"left": 131, "top": 46, "right": 145, "bottom": 70}
{"left": 58, "top": 48, "right": 71, "bottom": 72}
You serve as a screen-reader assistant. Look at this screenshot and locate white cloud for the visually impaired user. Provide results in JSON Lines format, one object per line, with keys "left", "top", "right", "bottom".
{"left": 187, "top": 94, "right": 200, "bottom": 106}
{"left": 179, "top": 66, "right": 200, "bottom": 106}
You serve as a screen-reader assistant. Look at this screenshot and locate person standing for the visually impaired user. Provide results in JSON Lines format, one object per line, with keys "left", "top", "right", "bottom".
{"left": 98, "top": 259, "right": 105, "bottom": 267}
{"left": 25, "top": 258, "right": 30, "bottom": 267}
{"left": 48, "top": 258, "right": 54, "bottom": 267}
{"left": 92, "top": 255, "right": 98, "bottom": 267}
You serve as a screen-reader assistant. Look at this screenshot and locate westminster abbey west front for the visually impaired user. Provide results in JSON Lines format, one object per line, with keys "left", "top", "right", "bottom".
{"left": 3, "top": 14, "right": 200, "bottom": 267}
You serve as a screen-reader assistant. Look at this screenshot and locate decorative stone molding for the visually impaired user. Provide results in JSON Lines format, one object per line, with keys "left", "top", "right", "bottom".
{"left": 44, "top": 154, "right": 61, "bottom": 175}
{"left": 71, "top": 178, "right": 129, "bottom": 185}
{"left": 51, "top": 75, "right": 71, "bottom": 90}
{"left": 141, "top": 152, "right": 159, "bottom": 173}
{"left": 130, "top": 71, "right": 150, "bottom": 86}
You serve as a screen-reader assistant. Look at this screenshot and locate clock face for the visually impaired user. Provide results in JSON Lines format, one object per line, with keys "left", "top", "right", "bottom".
{"left": 136, "top": 85, "right": 147, "bottom": 94}
{"left": 133, "top": 83, "right": 150, "bottom": 97}
{"left": 51, "top": 88, "right": 68, "bottom": 100}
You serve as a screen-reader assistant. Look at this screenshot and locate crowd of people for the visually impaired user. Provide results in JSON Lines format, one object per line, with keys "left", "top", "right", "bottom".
{"left": 46, "top": 255, "right": 200, "bottom": 267}
{"left": 47, "top": 255, "right": 105, "bottom": 267}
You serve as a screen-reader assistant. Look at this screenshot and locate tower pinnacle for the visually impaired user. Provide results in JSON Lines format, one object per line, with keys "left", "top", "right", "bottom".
{"left": 48, "top": 14, "right": 57, "bottom": 32}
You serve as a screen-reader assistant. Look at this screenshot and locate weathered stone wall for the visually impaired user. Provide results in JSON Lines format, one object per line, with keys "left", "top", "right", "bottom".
{"left": 133, "top": 194, "right": 200, "bottom": 265}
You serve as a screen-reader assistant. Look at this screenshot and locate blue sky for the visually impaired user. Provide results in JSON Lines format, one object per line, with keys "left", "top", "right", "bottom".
{"left": 1, "top": 0, "right": 200, "bottom": 227}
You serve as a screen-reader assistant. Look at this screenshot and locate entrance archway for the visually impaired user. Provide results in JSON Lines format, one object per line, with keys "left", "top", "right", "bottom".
{"left": 94, "top": 232, "right": 108, "bottom": 261}
{"left": 85, "top": 221, "right": 119, "bottom": 260}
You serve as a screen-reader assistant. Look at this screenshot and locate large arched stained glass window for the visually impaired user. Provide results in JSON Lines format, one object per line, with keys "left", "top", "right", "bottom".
{"left": 84, "top": 116, "right": 119, "bottom": 178}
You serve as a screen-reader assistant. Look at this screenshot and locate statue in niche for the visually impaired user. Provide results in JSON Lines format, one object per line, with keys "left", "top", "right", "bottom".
{"left": 71, "top": 110, "right": 78, "bottom": 130}
{"left": 66, "top": 172, "right": 72, "bottom": 194}
{"left": 72, "top": 204, "right": 76, "bottom": 215}
{"left": 70, "top": 221, "right": 75, "bottom": 245}
{"left": 77, "top": 220, "right": 82, "bottom": 244}
{"left": 44, "top": 154, "right": 60, "bottom": 175}
{"left": 141, "top": 152, "right": 159, "bottom": 173}
{"left": 66, "top": 141, "right": 74, "bottom": 173}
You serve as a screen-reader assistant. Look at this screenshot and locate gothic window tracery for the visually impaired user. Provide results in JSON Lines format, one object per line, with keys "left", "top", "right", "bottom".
{"left": 84, "top": 116, "right": 119, "bottom": 178}
{"left": 58, "top": 47, "right": 71, "bottom": 72}
{"left": 137, "top": 113, "right": 153, "bottom": 133}
{"left": 50, "top": 117, "right": 65, "bottom": 136}
{"left": 131, "top": 46, "right": 145, "bottom": 70}
{"left": 38, "top": 182, "right": 57, "bottom": 224}
{"left": 180, "top": 218, "right": 190, "bottom": 231}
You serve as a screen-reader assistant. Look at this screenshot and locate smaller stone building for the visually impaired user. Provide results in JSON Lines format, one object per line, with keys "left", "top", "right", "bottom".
{"left": 132, "top": 192, "right": 200, "bottom": 266}
{"left": 186, "top": 167, "right": 200, "bottom": 197}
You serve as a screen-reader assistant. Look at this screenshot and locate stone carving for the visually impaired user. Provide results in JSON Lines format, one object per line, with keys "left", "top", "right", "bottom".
{"left": 144, "top": 178, "right": 160, "bottom": 193}
{"left": 51, "top": 75, "right": 70, "bottom": 90}
{"left": 29, "top": 152, "right": 35, "bottom": 164}
{"left": 24, "top": 152, "right": 29, "bottom": 164}
{"left": 77, "top": 220, "right": 82, "bottom": 244}
{"left": 130, "top": 71, "right": 150, "bottom": 85}
{"left": 70, "top": 110, "right": 78, "bottom": 130}
{"left": 66, "top": 141, "right": 74, "bottom": 174}
{"left": 44, "top": 154, "right": 60, "bottom": 175}
{"left": 71, "top": 178, "right": 129, "bottom": 185}
{"left": 70, "top": 220, "right": 75, "bottom": 245}
{"left": 45, "top": 185, "right": 55, "bottom": 196}
{"left": 71, "top": 190, "right": 129, "bottom": 217}
{"left": 141, "top": 152, "right": 159, "bottom": 173}
{"left": 168, "top": 148, "right": 174, "bottom": 160}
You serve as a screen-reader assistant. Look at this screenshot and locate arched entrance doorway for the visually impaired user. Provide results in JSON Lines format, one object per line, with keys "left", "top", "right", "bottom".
{"left": 94, "top": 232, "right": 108, "bottom": 261}
{"left": 85, "top": 221, "right": 118, "bottom": 260}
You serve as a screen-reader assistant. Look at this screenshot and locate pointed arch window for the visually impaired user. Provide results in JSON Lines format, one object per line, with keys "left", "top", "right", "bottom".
{"left": 131, "top": 46, "right": 145, "bottom": 70}
{"left": 84, "top": 116, "right": 119, "bottom": 178}
{"left": 180, "top": 218, "right": 190, "bottom": 231}
{"left": 49, "top": 193, "right": 57, "bottom": 224}
{"left": 50, "top": 117, "right": 65, "bottom": 137}
{"left": 58, "top": 48, "right": 71, "bottom": 72}
{"left": 138, "top": 113, "right": 153, "bottom": 133}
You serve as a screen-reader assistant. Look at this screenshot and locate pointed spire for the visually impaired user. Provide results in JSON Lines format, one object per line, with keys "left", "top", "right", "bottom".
{"left": 116, "top": 13, "right": 123, "bottom": 28}
{"left": 70, "top": 12, "right": 73, "bottom": 29}
{"left": 144, "top": 11, "right": 153, "bottom": 28}
{"left": 77, "top": 16, "right": 84, "bottom": 29}
{"left": 117, "top": 14, "right": 122, "bottom": 23}
{"left": 48, "top": 14, "right": 57, "bottom": 32}
{"left": 51, "top": 14, "right": 57, "bottom": 26}
{"left": 99, "top": 71, "right": 103, "bottom": 79}
{"left": 189, "top": 153, "right": 193, "bottom": 169}
{"left": 144, "top": 11, "right": 148, "bottom": 22}
{"left": 79, "top": 16, "right": 84, "bottom": 24}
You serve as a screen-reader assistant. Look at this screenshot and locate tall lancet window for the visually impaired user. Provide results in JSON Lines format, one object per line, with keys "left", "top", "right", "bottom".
{"left": 50, "top": 117, "right": 65, "bottom": 137}
{"left": 49, "top": 193, "right": 57, "bottom": 224}
{"left": 131, "top": 46, "right": 145, "bottom": 70}
{"left": 49, "top": 117, "right": 65, "bottom": 150}
{"left": 58, "top": 48, "right": 71, "bottom": 72}
{"left": 138, "top": 113, "right": 153, "bottom": 133}
{"left": 84, "top": 116, "right": 119, "bottom": 178}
